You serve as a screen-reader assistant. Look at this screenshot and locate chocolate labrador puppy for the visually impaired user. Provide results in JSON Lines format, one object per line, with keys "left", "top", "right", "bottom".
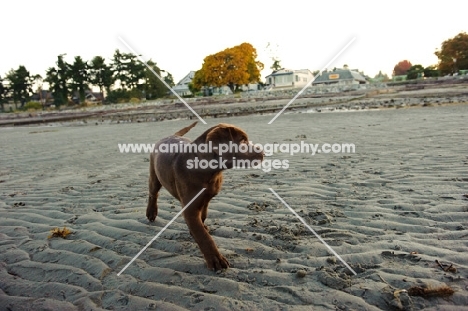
{"left": 146, "top": 122, "right": 263, "bottom": 271}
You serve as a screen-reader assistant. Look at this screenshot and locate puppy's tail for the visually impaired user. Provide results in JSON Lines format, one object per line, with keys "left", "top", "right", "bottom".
{"left": 174, "top": 121, "right": 198, "bottom": 136}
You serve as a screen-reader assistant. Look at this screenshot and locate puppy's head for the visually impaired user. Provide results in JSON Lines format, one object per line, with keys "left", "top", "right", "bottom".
{"left": 205, "top": 123, "right": 263, "bottom": 169}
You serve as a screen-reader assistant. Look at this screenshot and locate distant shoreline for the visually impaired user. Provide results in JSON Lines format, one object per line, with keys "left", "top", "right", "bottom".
{"left": 1, "top": 80, "right": 467, "bottom": 127}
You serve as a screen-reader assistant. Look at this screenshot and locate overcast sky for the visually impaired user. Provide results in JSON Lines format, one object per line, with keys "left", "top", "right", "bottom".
{"left": 2, "top": 0, "right": 466, "bottom": 84}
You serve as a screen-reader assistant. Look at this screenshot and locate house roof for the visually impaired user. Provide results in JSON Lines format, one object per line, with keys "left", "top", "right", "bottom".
{"left": 86, "top": 91, "right": 104, "bottom": 100}
{"left": 173, "top": 71, "right": 195, "bottom": 91}
{"left": 313, "top": 69, "right": 367, "bottom": 84}
{"left": 265, "top": 68, "right": 312, "bottom": 78}
{"left": 266, "top": 69, "right": 294, "bottom": 77}
{"left": 175, "top": 71, "right": 195, "bottom": 85}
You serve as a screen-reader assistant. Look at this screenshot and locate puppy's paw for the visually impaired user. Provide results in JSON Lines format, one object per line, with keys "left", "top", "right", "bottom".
{"left": 206, "top": 253, "right": 230, "bottom": 271}
{"left": 146, "top": 209, "right": 157, "bottom": 222}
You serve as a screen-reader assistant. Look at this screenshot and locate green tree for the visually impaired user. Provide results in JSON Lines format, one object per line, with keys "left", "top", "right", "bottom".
{"left": 32, "top": 74, "right": 45, "bottom": 108}
{"left": 188, "top": 82, "right": 200, "bottom": 96}
{"left": 5, "top": 65, "right": 33, "bottom": 108}
{"left": 270, "top": 59, "right": 282, "bottom": 71}
{"left": 112, "top": 49, "right": 145, "bottom": 90}
{"left": 33, "top": 74, "right": 43, "bottom": 92}
{"left": 266, "top": 42, "right": 282, "bottom": 71}
{"left": 89, "top": 56, "right": 114, "bottom": 98}
{"left": 45, "top": 54, "right": 70, "bottom": 106}
{"left": 435, "top": 32, "right": 468, "bottom": 74}
{"left": 126, "top": 56, "right": 145, "bottom": 90}
{"left": 164, "top": 72, "right": 175, "bottom": 87}
{"left": 406, "top": 64, "right": 424, "bottom": 80}
{"left": 112, "top": 49, "right": 126, "bottom": 89}
{"left": 69, "top": 56, "right": 89, "bottom": 103}
{"left": 143, "top": 60, "right": 167, "bottom": 99}
{"left": 423, "top": 65, "right": 440, "bottom": 78}
{"left": 0, "top": 75, "right": 7, "bottom": 112}
{"left": 45, "top": 67, "right": 60, "bottom": 105}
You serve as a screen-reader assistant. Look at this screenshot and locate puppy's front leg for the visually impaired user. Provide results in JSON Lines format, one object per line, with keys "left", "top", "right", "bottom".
{"left": 201, "top": 203, "right": 210, "bottom": 231}
{"left": 183, "top": 196, "right": 230, "bottom": 271}
{"left": 146, "top": 156, "right": 161, "bottom": 222}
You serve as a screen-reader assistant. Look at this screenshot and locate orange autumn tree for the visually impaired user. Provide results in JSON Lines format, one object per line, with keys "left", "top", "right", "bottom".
{"left": 193, "top": 43, "right": 264, "bottom": 93}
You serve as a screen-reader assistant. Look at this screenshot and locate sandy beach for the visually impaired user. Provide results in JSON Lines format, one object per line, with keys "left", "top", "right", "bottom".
{"left": 1, "top": 99, "right": 468, "bottom": 309}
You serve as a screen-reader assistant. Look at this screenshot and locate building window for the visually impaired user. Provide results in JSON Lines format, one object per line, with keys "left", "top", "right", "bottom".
{"left": 295, "top": 75, "right": 299, "bottom": 82}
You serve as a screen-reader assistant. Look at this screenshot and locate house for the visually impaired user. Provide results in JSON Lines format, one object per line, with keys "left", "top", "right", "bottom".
{"left": 85, "top": 90, "right": 104, "bottom": 102}
{"left": 71, "top": 90, "right": 104, "bottom": 104}
{"left": 212, "top": 83, "right": 260, "bottom": 95}
{"left": 30, "top": 90, "right": 54, "bottom": 106}
{"left": 207, "top": 85, "right": 232, "bottom": 96}
{"left": 174, "top": 71, "right": 259, "bottom": 96}
{"left": 173, "top": 71, "right": 195, "bottom": 96}
{"left": 312, "top": 68, "right": 368, "bottom": 85}
{"left": 265, "top": 69, "right": 314, "bottom": 89}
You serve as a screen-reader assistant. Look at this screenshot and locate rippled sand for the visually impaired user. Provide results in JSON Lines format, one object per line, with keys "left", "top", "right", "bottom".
{"left": 1, "top": 104, "right": 467, "bottom": 310}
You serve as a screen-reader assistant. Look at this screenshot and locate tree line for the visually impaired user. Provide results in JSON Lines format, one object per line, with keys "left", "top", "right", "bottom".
{"left": 393, "top": 32, "right": 468, "bottom": 80}
{"left": 0, "top": 50, "right": 175, "bottom": 111}
{"left": 392, "top": 60, "right": 440, "bottom": 80}
{"left": 1, "top": 32, "right": 466, "bottom": 112}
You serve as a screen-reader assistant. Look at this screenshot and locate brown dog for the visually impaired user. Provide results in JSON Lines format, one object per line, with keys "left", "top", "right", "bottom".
{"left": 146, "top": 122, "right": 264, "bottom": 271}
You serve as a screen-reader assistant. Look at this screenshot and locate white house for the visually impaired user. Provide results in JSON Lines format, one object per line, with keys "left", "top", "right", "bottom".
{"left": 173, "top": 71, "right": 195, "bottom": 96}
{"left": 265, "top": 69, "right": 314, "bottom": 89}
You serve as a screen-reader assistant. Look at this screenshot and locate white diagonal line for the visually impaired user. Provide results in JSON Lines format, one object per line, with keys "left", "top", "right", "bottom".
{"left": 268, "top": 188, "right": 357, "bottom": 275}
{"left": 268, "top": 37, "right": 356, "bottom": 124}
{"left": 117, "top": 187, "right": 206, "bottom": 276}
{"left": 118, "top": 36, "right": 207, "bottom": 125}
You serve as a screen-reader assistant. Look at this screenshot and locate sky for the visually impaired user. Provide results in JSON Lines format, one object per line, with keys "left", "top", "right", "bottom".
{"left": 2, "top": 1, "right": 467, "bottom": 86}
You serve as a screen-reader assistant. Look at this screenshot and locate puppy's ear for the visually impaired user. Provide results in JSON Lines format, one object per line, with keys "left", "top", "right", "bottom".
{"left": 206, "top": 125, "right": 232, "bottom": 143}
{"left": 206, "top": 125, "right": 234, "bottom": 156}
